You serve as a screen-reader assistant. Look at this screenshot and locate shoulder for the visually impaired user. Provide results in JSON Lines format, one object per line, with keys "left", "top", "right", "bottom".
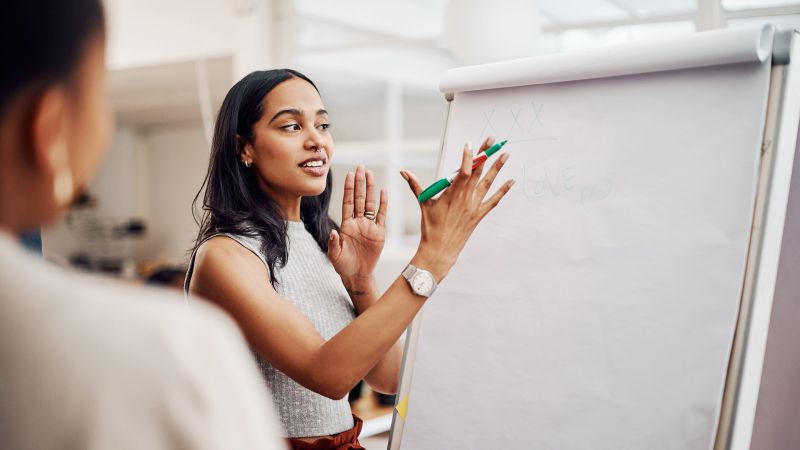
{"left": 130, "top": 291, "right": 285, "bottom": 448}
{"left": 195, "top": 234, "right": 267, "bottom": 273}
{"left": 0, "top": 254, "right": 284, "bottom": 448}
{"left": 99, "top": 286, "right": 286, "bottom": 448}
{"left": 189, "top": 235, "right": 274, "bottom": 305}
{"left": 192, "top": 235, "right": 270, "bottom": 288}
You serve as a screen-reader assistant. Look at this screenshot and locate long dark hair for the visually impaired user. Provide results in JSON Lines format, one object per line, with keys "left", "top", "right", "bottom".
{"left": 192, "top": 69, "right": 338, "bottom": 287}
{"left": 0, "top": 0, "right": 105, "bottom": 115}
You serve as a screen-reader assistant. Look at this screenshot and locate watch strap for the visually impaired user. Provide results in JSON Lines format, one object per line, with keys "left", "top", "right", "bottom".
{"left": 402, "top": 264, "right": 418, "bottom": 280}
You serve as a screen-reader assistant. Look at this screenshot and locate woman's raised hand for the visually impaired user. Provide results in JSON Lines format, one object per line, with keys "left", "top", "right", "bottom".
{"left": 328, "top": 165, "right": 387, "bottom": 281}
{"left": 402, "top": 136, "right": 513, "bottom": 281}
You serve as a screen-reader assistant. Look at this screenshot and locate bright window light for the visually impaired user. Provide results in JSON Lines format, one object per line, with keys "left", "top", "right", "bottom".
{"left": 557, "top": 21, "right": 696, "bottom": 52}
{"left": 723, "top": 0, "right": 800, "bottom": 10}
{"left": 727, "top": 14, "right": 800, "bottom": 29}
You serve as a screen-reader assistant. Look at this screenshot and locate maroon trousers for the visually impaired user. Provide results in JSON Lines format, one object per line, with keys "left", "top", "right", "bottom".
{"left": 287, "top": 415, "right": 365, "bottom": 450}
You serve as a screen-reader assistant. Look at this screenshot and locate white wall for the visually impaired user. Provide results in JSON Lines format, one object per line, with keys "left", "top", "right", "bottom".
{"left": 91, "top": 125, "right": 147, "bottom": 219}
{"left": 104, "top": 0, "right": 240, "bottom": 69}
{"left": 104, "top": 0, "right": 287, "bottom": 77}
{"left": 139, "top": 125, "right": 211, "bottom": 263}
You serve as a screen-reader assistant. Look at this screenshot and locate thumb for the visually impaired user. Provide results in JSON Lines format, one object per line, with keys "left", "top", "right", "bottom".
{"left": 327, "top": 229, "right": 342, "bottom": 261}
{"left": 400, "top": 170, "right": 423, "bottom": 197}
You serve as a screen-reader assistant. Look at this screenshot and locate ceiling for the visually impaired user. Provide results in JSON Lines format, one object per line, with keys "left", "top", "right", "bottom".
{"left": 109, "top": 56, "right": 232, "bottom": 129}
{"left": 292, "top": 0, "right": 800, "bottom": 85}
{"left": 109, "top": 0, "right": 800, "bottom": 131}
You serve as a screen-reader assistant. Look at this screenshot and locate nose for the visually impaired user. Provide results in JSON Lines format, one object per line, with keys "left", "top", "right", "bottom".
{"left": 304, "top": 127, "right": 326, "bottom": 153}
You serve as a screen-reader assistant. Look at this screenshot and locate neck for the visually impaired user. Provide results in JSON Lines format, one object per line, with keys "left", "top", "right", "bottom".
{"left": 0, "top": 173, "right": 50, "bottom": 233}
{"left": 257, "top": 178, "right": 302, "bottom": 222}
{"left": 278, "top": 197, "right": 302, "bottom": 222}
{"left": 0, "top": 168, "right": 29, "bottom": 232}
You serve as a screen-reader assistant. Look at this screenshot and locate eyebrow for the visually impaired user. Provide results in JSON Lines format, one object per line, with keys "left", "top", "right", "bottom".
{"left": 269, "top": 108, "right": 328, "bottom": 124}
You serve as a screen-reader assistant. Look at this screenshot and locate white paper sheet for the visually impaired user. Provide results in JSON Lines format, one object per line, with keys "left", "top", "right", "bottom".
{"left": 400, "top": 47, "right": 772, "bottom": 449}
{"left": 439, "top": 25, "right": 774, "bottom": 93}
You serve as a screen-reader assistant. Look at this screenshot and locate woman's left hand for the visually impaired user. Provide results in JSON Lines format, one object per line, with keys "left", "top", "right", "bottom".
{"left": 328, "top": 165, "right": 387, "bottom": 281}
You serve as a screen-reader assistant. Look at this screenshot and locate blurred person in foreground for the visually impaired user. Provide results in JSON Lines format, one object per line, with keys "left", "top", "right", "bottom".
{"left": 0, "top": 1, "right": 286, "bottom": 448}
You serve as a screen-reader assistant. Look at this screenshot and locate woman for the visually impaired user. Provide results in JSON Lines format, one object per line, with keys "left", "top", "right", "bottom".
{"left": 187, "top": 69, "right": 513, "bottom": 449}
{"left": 0, "top": 1, "right": 285, "bottom": 448}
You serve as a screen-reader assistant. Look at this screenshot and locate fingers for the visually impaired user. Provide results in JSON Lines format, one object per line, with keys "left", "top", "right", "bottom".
{"left": 478, "top": 135, "right": 496, "bottom": 153}
{"left": 400, "top": 170, "right": 424, "bottom": 197}
{"left": 480, "top": 179, "right": 515, "bottom": 217}
{"left": 354, "top": 165, "right": 367, "bottom": 217}
{"left": 376, "top": 188, "right": 388, "bottom": 226}
{"left": 327, "top": 229, "right": 342, "bottom": 261}
{"left": 469, "top": 136, "right": 495, "bottom": 186}
{"left": 365, "top": 169, "right": 377, "bottom": 217}
{"left": 342, "top": 171, "right": 354, "bottom": 219}
{"left": 477, "top": 152, "right": 510, "bottom": 200}
{"left": 452, "top": 136, "right": 495, "bottom": 192}
{"left": 449, "top": 142, "right": 474, "bottom": 192}
{"left": 467, "top": 149, "right": 487, "bottom": 190}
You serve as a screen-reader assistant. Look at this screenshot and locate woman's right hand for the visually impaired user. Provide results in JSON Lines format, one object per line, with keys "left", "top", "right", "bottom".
{"left": 401, "top": 136, "right": 513, "bottom": 281}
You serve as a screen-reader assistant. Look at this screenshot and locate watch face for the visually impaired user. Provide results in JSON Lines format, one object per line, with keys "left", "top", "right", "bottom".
{"left": 411, "top": 272, "right": 434, "bottom": 294}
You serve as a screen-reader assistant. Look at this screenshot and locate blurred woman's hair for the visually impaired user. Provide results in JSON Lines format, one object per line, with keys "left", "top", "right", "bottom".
{"left": 192, "top": 69, "right": 338, "bottom": 287}
{"left": 0, "top": 0, "right": 105, "bottom": 115}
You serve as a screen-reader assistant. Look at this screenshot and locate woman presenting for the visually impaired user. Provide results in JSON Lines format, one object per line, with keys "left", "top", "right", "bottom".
{"left": 186, "top": 68, "right": 513, "bottom": 449}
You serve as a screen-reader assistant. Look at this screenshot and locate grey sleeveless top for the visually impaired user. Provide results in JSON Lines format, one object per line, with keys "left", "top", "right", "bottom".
{"left": 185, "top": 221, "right": 356, "bottom": 437}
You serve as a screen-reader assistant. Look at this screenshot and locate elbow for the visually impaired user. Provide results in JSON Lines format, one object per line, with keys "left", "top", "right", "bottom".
{"left": 369, "top": 363, "right": 401, "bottom": 395}
{"left": 385, "top": 379, "right": 399, "bottom": 395}
{"left": 365, "top": 367, "right": 400, "bottom": 395}
{"left": 370, "top": 378, "right": 399, "bottom": 396}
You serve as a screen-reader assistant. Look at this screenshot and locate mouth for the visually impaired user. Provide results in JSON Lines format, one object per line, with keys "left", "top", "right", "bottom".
{"left": 298, "top": 156, "right": 328, "bottom": 176}
{"left": 298, "top": 156, "right": 327, "bottom": 168}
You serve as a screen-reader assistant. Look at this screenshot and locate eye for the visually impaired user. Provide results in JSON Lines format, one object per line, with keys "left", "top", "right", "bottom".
{"left": 318, "top": 123, "right": 331, "bottom": 130}
{"left": 281, "top": 123, "right": 301, "bottom": 131}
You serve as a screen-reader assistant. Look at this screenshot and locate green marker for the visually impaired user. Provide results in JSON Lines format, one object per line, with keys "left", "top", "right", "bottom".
{"left": 417, "top": 139, "right": 508, "bottom": 203}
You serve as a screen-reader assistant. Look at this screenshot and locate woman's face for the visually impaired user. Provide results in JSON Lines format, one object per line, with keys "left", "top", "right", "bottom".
{"left": 243, "top": 77, "right": 333, "bottom": 203}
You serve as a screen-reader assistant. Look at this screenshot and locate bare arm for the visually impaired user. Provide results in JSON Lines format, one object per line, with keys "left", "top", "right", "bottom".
{"left": 190, "top": 137, "right": 513, "bottom": 400}
{"left": 190, "top": 240, "right": 436, "bottom": 400}
{"left": 341, "top": 275, "right": 404, "bottom": 394}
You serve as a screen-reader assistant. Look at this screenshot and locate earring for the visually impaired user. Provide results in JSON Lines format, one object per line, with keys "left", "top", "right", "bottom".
{"left": 244, "top": 160, "right": 252, "bottom": 167}
{"left": 51, "top": 141, "right": 73, "bottom": 207}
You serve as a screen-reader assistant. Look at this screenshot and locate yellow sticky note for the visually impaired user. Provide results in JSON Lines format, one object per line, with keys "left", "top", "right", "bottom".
{"left": 396, "top": 395, "right": 409, "bottom": 421}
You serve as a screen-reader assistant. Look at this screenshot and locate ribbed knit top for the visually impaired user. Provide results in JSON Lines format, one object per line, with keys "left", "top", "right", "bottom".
{"left": 185, "top": 221, "right": 356, "bottom": 437}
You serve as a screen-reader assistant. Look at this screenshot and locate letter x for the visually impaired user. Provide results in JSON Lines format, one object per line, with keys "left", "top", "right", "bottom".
{"left": 528, "top": 101, "right": 544, "bottom": 133}
{"left": 507, "top": 108, "right": 525, "bottom": 138}
{"left": 480, "top": 108, "right": 496, "bottom": 138}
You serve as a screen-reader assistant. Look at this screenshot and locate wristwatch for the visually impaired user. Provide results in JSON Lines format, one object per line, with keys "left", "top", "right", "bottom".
{"left": 402, "top": 264, "right": 438, "bottom": 298}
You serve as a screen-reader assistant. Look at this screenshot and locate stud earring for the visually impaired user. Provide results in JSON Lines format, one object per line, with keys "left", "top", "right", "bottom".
{"left": 244, "top": 160, "right": 252, "bottom": 167}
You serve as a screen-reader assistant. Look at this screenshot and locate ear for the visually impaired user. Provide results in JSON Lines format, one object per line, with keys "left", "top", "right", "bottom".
{"left": 236, "top": 134, "right": 254, "bottom": 164}
{"left": 29, "top": 87, "right": 69, "bottom": 176}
